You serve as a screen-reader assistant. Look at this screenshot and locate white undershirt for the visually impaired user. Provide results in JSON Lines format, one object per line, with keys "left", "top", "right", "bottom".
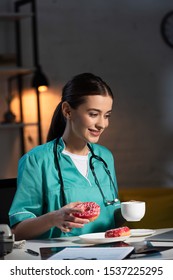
{"left": 62, "top": 150, "right": 89, "bottom": 177}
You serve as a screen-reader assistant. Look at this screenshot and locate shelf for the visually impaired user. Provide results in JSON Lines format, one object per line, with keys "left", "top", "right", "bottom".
{"left": 0, "top": 1, "right": 42, "bottom": 154}
{"left": 0, "top": 122, "right": 39, "bottom": 129}
{"left": 0, "top": 66, "right": 35, "bottom": 76}
{"left": 0, "top": 13, "right": 33, "bottom": 21}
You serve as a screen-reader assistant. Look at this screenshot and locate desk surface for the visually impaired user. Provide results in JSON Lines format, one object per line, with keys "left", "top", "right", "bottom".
{"left": 4, "top": 228, "right": 173, "bottom": 260}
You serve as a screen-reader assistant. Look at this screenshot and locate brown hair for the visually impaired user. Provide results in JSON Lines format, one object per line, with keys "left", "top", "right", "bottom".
{"left": 47, "top": 73, "right": 113, "bottom": 142}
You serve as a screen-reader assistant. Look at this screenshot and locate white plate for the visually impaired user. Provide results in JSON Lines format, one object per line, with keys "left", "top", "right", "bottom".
{"left": 130, "top": 229, "right": 155, "bottom": 237}
{"left": 79, "top": 232, "right": 130, "bottom": 244}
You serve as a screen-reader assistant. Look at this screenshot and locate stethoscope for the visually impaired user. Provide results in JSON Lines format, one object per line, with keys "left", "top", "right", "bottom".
{"left": 53, "top": 138, "right": 119, "bottom": 207}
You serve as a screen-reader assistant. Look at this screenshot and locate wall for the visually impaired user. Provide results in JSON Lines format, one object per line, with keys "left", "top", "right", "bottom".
{"left": 0, "top": 0, "right": 173, "bottom": 188}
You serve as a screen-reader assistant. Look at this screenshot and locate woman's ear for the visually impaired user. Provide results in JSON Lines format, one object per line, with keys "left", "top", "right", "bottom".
{"left": 62, "top": 101, "right": 71, "bottom": 119}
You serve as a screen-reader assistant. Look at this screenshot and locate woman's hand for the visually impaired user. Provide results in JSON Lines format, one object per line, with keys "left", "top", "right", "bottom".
{"left": 51, "top": 202, "right": 89, "bottom": 232}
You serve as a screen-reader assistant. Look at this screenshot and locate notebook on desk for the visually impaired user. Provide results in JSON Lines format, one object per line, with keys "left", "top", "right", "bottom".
{"left": 40, "top": 242, "right": 134, "bottom": 260}
{"left": 146, "top": 229, "right": 173, "bottom": 242}
{"left": 41, "top": 246, "right": 134, "bottom": 260}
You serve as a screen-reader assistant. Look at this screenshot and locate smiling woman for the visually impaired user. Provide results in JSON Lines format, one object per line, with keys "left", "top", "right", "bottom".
{"left": 9, "top": 73, "right": 123, "bottom": 241}
{"left": 61, "top": 94, "right": 113, "bottom": 149}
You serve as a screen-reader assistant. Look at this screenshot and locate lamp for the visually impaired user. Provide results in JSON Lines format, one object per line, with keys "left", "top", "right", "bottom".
{"left": 32, "top": 65, "right": 49, "bottom": 92}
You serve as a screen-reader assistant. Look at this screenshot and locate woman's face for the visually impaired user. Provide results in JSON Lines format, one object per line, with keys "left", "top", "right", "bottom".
{"left": 68, "top": 95, "right": 113, "bottom": 144}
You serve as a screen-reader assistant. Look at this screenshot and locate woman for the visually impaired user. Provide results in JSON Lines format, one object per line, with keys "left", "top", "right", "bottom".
{"left": 9, "top": 73, "right": 122, "bottom": 240}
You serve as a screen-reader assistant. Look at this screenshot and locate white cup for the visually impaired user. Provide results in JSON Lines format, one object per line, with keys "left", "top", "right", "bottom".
{"left": 121, "top": 201, "right": 146, "bottom": 221}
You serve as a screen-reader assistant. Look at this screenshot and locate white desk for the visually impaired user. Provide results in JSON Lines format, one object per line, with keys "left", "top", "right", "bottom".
{"left": 4, "top": 228, "right": 173, "bottom": 260}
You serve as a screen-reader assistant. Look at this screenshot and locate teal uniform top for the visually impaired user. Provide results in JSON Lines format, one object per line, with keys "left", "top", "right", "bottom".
{"left": 9, "top": 138, "right": 121, "bottom": 239}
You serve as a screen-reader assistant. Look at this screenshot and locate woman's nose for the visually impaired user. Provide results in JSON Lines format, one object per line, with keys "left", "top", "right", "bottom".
{"left": 96, "top": 117, "right": 107, "bottom": 129}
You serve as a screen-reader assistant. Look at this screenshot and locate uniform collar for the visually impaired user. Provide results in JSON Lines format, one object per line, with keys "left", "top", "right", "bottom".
{"left": 55, "top": 137, "right": 65, "bottom": 153}
{"left": 56, "top": 137, "right": 93, "bottom": 155}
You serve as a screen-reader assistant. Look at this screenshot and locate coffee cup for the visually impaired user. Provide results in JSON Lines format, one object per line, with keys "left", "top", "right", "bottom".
{"left": 121, "top": 201, "right": 146, "bottom": 221}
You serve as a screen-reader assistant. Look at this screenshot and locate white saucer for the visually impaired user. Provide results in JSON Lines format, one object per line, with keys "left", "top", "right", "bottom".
{"left": 79, "top": 232, "right": 130, "bottom": 244}
{"left": 130, "top": 229, "right": 155, "bottom": 237}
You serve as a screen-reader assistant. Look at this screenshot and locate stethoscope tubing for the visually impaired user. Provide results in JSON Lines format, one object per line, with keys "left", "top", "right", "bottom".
{"left": 54, "top": 138, "right": 119, "bottom": 207}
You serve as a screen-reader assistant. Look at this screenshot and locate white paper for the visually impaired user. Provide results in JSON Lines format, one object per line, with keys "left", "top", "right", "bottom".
{"left": 48, "top": 247, "right": 134, "bottom": 260}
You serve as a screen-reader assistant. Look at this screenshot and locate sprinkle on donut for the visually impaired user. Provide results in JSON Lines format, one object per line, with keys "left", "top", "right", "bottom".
{"left": 73, "top": 202, "right": 100, "bottom": 221}
{"left": 105, "top": 226, "right": 130, "bottom": 238}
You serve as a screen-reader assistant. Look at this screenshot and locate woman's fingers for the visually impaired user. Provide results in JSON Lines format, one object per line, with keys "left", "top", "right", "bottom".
{"left": 61, "top": 221, "right": 85, "bottom": 232}
{"left": 63, "top": 210, "right": 89, "bottom": 224}
{"left": 69, "top": 214, "right": 89, "bottom": 224}
{"left": 64, "top": 204, "right": 83, "bottom": 214}
{"left": 60, "top": 215, "right": 89, "bottom": 232}
{"left": 61, "top": 224, "right": 72, "bottom": 232}
{"left": 61, "top": 219, "right": 86, "bottom": 233}
{"left": 57, "top": 202, "right": 90, "bottom": 232}
{"left": 64, "top": 201, "right": 81, "bottom": 210}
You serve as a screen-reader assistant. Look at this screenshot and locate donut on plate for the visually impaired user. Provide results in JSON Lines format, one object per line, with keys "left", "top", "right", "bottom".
{"left": 73, "top": 202, "right": 100, "bottom": 221}
{"left": 105, "top": 226, "right": 130, "bottom": 238}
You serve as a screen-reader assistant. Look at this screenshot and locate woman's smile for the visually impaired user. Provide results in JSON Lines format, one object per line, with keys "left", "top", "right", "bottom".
{"left": 88, "top": 128, "right": 102, "bottom": 137}
{"left": 62, "top": 95, "right": 113, "bottom": 153}
{"left": 68, "top": 95, "right": 112, "bottom": 144}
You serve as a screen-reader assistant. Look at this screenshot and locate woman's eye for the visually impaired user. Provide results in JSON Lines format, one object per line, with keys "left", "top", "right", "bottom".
{"left": 89, "top": 112, "right": 98, "bottom": 117}
{"left": 105, "top": 114, "right": 111, "bottom": 119}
